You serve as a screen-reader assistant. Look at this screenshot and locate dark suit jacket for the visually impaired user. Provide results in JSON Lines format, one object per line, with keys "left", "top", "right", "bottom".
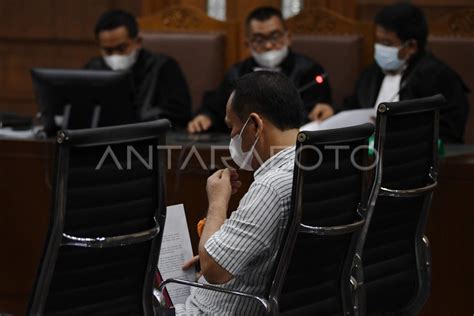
{"left": 85, "top": 48, "right": 192, "bottom": 128}
{"left": 343, "top": 51, "right": 470, "bottom": 143}
{"left": 197, "top": 50, "right": 332, "bottom": 132}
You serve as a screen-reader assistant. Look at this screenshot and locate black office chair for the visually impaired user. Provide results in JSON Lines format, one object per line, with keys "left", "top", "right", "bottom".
{"left": 156, "top": 123, "right": 376, "bottom": 316}
{"left": 28, "top": 119, "right": 171, "bottom": 316}
{"left": 272, "top": 123, "right": 375, "bottom": 316}
{"left": 358, "top": 94, "right": 444, "bottom": 315}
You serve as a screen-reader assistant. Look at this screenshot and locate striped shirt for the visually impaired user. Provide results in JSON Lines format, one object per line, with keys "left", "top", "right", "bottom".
{"left": 175, "top": 146, "right": 295, "bottom": 315}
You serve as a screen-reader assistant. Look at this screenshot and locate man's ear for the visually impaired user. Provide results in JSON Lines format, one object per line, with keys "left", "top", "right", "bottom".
{"left": 402, "top": 39, "right": 418, "bottom": 59}
{"left": 285, "top": 30, "right": 292, "bottom": 46}
{"left": 249, "top": 113, "right": 263, "bottom": 136}
{"left": 244, "top": 38, "right": 250, "bottom": 49}
{"left": 135, "top": 35, "right": 143, "bottom": 48}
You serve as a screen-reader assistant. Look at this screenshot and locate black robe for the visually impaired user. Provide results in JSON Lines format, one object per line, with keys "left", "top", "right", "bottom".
{"left": 342, "top": 51, "right": 470, "bottom": 143}
{"left": 85, "top": 48, "right": 192, "bottom": 128}
{"left": 197, "top": 50, "right": 332, "bottom": 132}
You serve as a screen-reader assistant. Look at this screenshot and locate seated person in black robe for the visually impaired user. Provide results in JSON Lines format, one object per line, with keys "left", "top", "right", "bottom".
{"left": 314, "top": 2, "right": 469, "bottom": 143}
{"left": 85, "top": 10, "right": 192, "bottom": 128}
{"left": 187, "top": 6, "right": 332, "bottom": 133}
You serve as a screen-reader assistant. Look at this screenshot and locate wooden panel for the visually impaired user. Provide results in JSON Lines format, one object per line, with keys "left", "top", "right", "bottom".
{"left": 0, "top": 0, "right": 56, "bottom": 39}
{"left": 0, "top": 0, "right": 112, "bottom": 41}
{"left": 0, "top": 139, "right": 55, "bottom": 315}
{"left": 420, "top": 153, "right": 474, "bottom": 316}
{"left": 304, "top": 0, "right": 357, "bottom": 18}
{"left": 225, "top": 0, "right": 280, "bottom": 21}
{"left": 358, "top": 0, "right": 474, "bottom": 5}
{"left": 52, "top": 0, "right": 110, "bottom": 40}
{"left": 0, "top": 0, "right": 142, "bottom": 117}
{"left": 140, "top": 0, "right": 206, "bottom": 16}
{"left": 141, "top": 0, "right": 179, "bottom": 15}
{"left": 429, "top": 9, "right": 474, "bottom": 144}
{"left": 110, "top": 0, "right": 142, "bottom": 16}
{"left": 138, "top": 4, "right": 239, "bottom": 67}
{"left": 0, "top": 39, "right": 97, "bottom": 115}
{"left": 357, "top": 0, "right": 474, "bottom": 21}
{"left": 430, "top": 8, "right": 474, "bottom": 36}
{"left": 286, "top": 7, "right": 374, "bottom": 67}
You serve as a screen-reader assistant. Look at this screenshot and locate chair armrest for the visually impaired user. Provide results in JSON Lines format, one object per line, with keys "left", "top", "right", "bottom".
{"left": 379, "top": 180, "right": 437, "bottom": 198}
{"left": 299, "top": 218, "right": 365, "bottom": 236}
{"left": 61, "top": 220, "right": 160, "bottom": 248}
{"left": 157, "top": 278, "right": 271, "bottom": 315}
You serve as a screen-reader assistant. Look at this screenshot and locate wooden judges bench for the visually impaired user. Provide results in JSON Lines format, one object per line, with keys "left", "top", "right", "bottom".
{"left": 1, "top": 134, "right": 473, "bottom": 315}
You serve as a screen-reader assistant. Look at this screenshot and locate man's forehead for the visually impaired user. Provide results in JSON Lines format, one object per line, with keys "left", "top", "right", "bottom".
{"left": 249, "top": 16, "right": 284, "bottom": 35}
{"left": 225, "top": 95, "right": 233, "bottom": 117}
{"left": 98, "top": 26, "right": 130, "bottom": 43}
{"left": 225, "top": 95, "right": 242, "bottom": 123}
{"left": 375, "top": 25, "right": 401, "bottom": 42}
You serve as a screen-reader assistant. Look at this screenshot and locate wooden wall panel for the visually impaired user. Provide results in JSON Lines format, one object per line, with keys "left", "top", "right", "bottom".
{"left": 0, "top": 0, "right": 56, "bottom": 39}
{"left": 0, "top": 40, "right": 97, "bottom": 115}
{"left": 0, "top": 0, "right": 141, "bottom": 116}
{"left": 1, "top": 0, "right": 472, "bottom": 117}
{"left": 304, "top": 0, "right": 357, "bottom": 18}
{"left": 140, "top": 0, "right": 205, "bottom": 15}
{"left": 52, "top": 0, "right": 110, "bottom": 40}
{"left": 357, "top": 0, "right": 474, "bottom": 21}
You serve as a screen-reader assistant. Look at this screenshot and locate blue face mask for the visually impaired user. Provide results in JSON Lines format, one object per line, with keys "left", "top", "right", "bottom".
{"left": 374, "top": 43, "right": 406, "bottom": 71}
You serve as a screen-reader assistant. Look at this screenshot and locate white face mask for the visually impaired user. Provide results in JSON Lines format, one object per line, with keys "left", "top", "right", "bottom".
{"left": 251, "top": 46, "right": 289, "bottom": 69}
{"left": 374, "top": 43, "right": 406, "bottom": 72}
{"left": 103, "top": 49, "right": 138, "bottom": 71}
{"left": 229, "top": 117, "right": 259, "bottom": 171}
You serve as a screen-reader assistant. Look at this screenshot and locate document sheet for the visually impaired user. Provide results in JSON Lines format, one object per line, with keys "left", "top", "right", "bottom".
{"left": 300, "top": 108, "right": 376, "bottom": 132}
{"left": 158, "top": 204, "right": 196, "bottom": 305}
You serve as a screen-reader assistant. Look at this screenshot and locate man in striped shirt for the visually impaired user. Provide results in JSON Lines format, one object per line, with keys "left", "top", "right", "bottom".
{"left": 174, "top": 71, "right": 302, "bottom": 315}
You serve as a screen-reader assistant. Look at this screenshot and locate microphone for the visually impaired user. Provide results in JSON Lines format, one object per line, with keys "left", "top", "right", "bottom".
{"left": 298, "top": 73, "right": 327, "bottom": 94}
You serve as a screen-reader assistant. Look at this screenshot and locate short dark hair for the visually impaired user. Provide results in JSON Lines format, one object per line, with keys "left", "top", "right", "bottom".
{"left": 231, "top": 71, "right": 302, "bottom": 130}
{"left": 94, "top": 10, "right": 139, "bottom": 38}
{"left": 245, "top": 6, "right": 285, "bottom": 31}
{"left": 374, "top": 2, "right": 428, "bottom": 49}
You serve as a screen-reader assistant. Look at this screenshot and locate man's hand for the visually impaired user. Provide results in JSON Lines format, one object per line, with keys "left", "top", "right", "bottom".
{"left": 230, "top": 169, "right": 241, "bottom": 195}
{"left": 308, "top": 103, "right": 334, "bottom": 121}
{"left": 198, "top": 168, "right": 236, "bottom": 284}
{"left": 182, "top": 255, "right": 202, "bottom": 281}
{"left": 187, "top": 114, "right": 212, "bottom": 134}
{"left": 182, "top": 255, "right": 200, "bottom": 271}
{"left": 206, "top": 168, "right": 240, "bottom": 208}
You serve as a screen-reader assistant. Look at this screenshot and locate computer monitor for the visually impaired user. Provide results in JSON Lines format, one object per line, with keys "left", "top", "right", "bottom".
{"left": 31, "top": 68, "right": 136, "bottom": 136}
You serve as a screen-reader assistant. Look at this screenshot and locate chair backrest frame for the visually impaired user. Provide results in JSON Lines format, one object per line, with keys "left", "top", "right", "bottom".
{"left": 268, "top": 123, "right": 376, "bottom": 316}
{"left": 357, "top": 95, "right": 443, "bottom": 314}
{"left": 28, "top": 119, "right": 171, "bottom": 315}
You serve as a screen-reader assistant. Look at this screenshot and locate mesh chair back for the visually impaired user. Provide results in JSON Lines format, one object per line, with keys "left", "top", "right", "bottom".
{"left": 362, "top": 95, "right": 443, "bottom": 314}
{"left": 269, "top": 123, "right": 375, "bottom": 316}
{"left": 28, "top": 120, "right": 170, "bottom": 316}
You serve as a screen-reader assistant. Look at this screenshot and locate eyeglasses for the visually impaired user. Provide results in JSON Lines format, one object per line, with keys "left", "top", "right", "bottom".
{"left": 249, "top": 31, "right": 287, "bottom": 49}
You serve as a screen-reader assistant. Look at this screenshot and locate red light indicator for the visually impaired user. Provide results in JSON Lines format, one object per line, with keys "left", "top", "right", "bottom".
{"left": 315, "top": 75, "right": 324, "bottom": 84}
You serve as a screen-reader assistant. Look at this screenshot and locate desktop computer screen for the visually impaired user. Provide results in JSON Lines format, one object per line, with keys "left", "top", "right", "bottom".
{"left": 31, "top": 68, "right": 136, "bottom": 136}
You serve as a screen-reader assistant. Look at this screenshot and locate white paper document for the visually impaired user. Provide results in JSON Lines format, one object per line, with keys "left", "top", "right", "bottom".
{"left": 300, "top": 108, "right": 376, "bottom": 132}
{"left": 158, "top": 204, "right": 195, "bottom": 305}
